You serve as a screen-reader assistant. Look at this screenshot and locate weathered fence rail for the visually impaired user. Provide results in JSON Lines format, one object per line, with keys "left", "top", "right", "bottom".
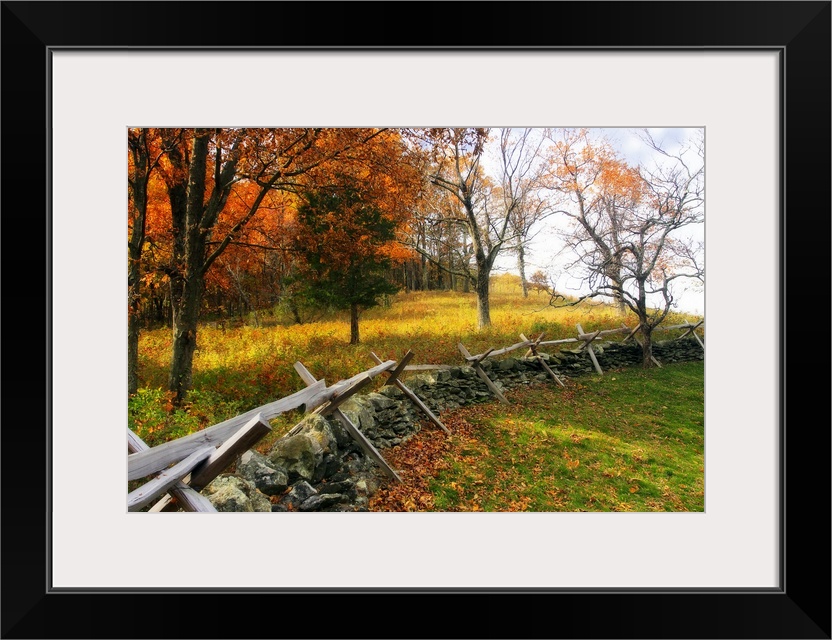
{"left": 456, "top": 319, "right": 705, "bottom": 397}
{"left": 129, "top": 358, "right": 411, "bottom": 510}
{"left": 129, "top": 413, "right": 273, "bottom": 512}
{"left": 128, "top": 381, "right": 326, "bottom": 481}
{"left": 293, "top": 360, "right": 402, "bottom": 482}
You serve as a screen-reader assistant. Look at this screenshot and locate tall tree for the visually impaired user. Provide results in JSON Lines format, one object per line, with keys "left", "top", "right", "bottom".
{"left": 425, "top": 127, "right": 520, "bottom": 329}
{"left": 289, "top": 183, "right": 402, "bottom": 344}
{"left": 548, "top": 129, "right": 704, "bottom": 367}
{"left": 543, "top": 128, "right": 630, "bottom": 313}
{"left": 493, "top": 128, "right": 553, "bottom": 298}
{"left": 158, "top": 128, "right": 242, "bottom": 403}
{"left": 425, "top": 128, "right": 551, "bottom": 325}
{"left": 127, "top": 128, "right": 173, "bottom": 395}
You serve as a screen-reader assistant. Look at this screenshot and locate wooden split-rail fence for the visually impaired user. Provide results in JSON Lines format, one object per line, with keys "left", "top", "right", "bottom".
{"left": 127, "top": 351, "right": 453, "bottom": 511}
{"left": 128, "top": 319, "right": 702, "bottom": 511}
{"left": 455, "top": 320, "right": 704, "bottom": 403}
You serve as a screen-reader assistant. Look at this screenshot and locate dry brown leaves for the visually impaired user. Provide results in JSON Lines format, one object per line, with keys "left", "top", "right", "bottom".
{"left": 367, "top": 411, "right": 481, "bottom": 512}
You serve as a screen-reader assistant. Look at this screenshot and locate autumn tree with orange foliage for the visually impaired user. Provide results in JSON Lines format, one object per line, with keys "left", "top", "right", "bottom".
{"left": 544, "top": 128, "right": 637, "bottom": 314}
{"left": 286, "top": 131, "right": 423, "bottom": 344}
{"left": 130, "top": 127, "right": 422, "bottom": 403}
{"left": 544, "top": 128, "right": 704, "bottom": 367}
{"left": 127, "top": 128, "right": 179, "bottom": 395}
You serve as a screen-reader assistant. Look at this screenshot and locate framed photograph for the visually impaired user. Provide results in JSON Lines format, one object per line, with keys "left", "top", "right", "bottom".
{"left": 3, "top": 1, "right": 829, "bottom": 638}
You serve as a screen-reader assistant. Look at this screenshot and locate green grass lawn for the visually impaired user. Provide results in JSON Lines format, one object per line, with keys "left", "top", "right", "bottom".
{"left": 373, "top": 360, "right": 704, "bottom": 512}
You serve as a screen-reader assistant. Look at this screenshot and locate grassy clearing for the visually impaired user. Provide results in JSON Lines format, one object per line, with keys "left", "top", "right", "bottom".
{"left": 131, "top": 276, "right": 702, "bottom": 449}
{"left": 371, "top": 361, "right": 704, "bottom": 512}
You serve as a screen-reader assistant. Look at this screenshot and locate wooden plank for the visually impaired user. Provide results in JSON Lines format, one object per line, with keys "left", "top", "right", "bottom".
{"left": 467, "top": 340, "right": 532, "bottom": 361}
{"left": 676, "top": 320, "right": 705, "bottom": 349}
{"left": 294, "top": 364, "right": 401, "bottom": 482}
{"left": 127, "top": 429, "right": 146, "bottom": 453}
{"left": 376, "top": 351, "right": 414, "bottom": 386}
{"left": 128, "top": 380, "right": 326, "bottom": 481}
{"left": 331, "top": 409, "right": 401, "bottom": 481}
{"left": 538, "top": 327, "right": 630, "bottom": 349}
{"left": 522, "top": 332, "right": 544, "bottom": 357}
{"left": 535, "top": 355, "right": 567, "bottom": 387}
{"left": 369, "top": 352, "right": 450, "bottom": 433}
{"left": 146, "top": 493, "right": 175, "bottom": 512}
{"left": 462, "top": 346, "right": 490, "bottom": 362}
{"left": 304, "top": 360, "right": 396, "bottom": 412}
{"left": 521, "top": 333, "right": 565, "bottom": 388}
{"left": 537, "top": 337, "right": 580, "bottom": 347}
{"left": 591, "top": 326, "right": 631, "bottom": 339}
{"left": 340, "top": 360, "right": 397, "bottom": 385}
{"left": 394, "top": 381, "right": 450, "bottom": 433}
{"left": 286, "top": 368, "right": 376, "bottom": 435}
{"left": 188, "top": 414, "right": 272, "bottom": 491}
{"left": 691, "top": 331, "right": 705, "bottom": 350}
{"left": 127, "top": 446, "right": 215, "bottom": 512}
{"left": 575, "top": 324, "right": 602, "bottom": 350}
{"left": 622, "top": 323, "right": 642, "bottom": 343}
{"left": 293, "top": 360, "right": 318, "bottom": 386}
{"left": 127, "top": 430, "right": 216, "bottom": 513}
{"left": 458, "top": 343, "right": 509, "bottom": 404}
{"left": 286, "top": 375, "right": 374, "bottom": 437}
{"left": 577, "top": 324, "right": 604, "bottom": 375}
{"left": 403, "top": 364, "right": 453, "bottom": 371}
{"left": 316, "top": 374, "right": 374, "bottom": 416}
{"left": 658, "top": 321, "right": 705, "bottom": 333}
{"left": 462, "top": 347, "right": 495, "bottom": 366}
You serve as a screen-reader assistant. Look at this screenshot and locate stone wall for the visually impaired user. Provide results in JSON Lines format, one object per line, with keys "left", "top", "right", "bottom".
{"left": 204, "top": 337, "right": 704, "bottom": 512}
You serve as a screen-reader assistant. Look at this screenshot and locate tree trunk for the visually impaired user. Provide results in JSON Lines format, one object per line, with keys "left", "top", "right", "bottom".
{"left": 128, "top": 228, "right": 144, "bottom": 396}
{"left": 289, "top": 297, "right": 303, "bottom": 325}
{"left": 446, "top": 221, "right": 453, "bottom": 290}
{"left": 517, "top": 243, "right": 529, "bottom": 298}
{"left": 168, "top": 274, "right": 204, "bottom": 403}
{"left": 640, "top": 323, "right": 654, "bottom": 368}
{"left": 448, "top": 241, "right": 456, "bottom": 291}
{"left": 350, "top": 304, "right": 360, "bottom": 344}
{"left": 128, "top": 281, "right": 141, "bottom": 396}
{"left": 475, "top": 265, "right": 491, "bottom": 329}
{"left": 162, "top": 128, "right": 243, "bottom": 405}
{"left": 420, "top": 228, "right": 429, "bottom": 291}
{"left": 127, "top": 130, "right": 150, "bottom": 396}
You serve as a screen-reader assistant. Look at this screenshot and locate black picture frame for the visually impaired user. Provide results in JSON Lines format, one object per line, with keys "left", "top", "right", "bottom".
{"left": 2, "top": 2, "right": 829, "bottom": 638}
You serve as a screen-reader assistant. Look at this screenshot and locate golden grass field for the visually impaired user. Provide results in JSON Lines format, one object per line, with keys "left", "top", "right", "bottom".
{"left": 132, "top": 275, "right": 703, "bottom": 447}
